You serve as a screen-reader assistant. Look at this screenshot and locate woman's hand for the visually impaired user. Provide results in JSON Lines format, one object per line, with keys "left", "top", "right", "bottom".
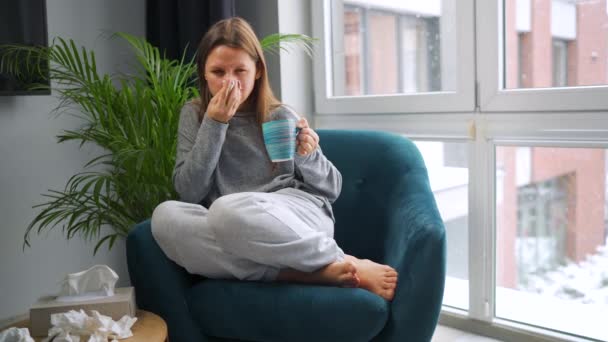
{"left": 207, "top": 80, "right": 242, "bottom": 123}
{"left": 296, "top": 117, "right": 319, "bottom": 156}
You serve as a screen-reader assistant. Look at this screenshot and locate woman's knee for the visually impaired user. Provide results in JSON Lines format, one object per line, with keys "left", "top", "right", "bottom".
{"left": 151, "top": 200, "right": 180, "bottom": 236}
{"left": 208, "top": 193, "right": 254, "bottom": 239}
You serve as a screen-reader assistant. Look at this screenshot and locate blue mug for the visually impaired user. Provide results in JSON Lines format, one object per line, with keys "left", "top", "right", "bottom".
{"left": 262, "top": 119, "right": 299, "bottom": 162}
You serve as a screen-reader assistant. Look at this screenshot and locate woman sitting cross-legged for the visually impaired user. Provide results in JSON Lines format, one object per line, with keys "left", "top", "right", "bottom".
{"left": 151, "top": 17, "right": 398, "bottom": 301}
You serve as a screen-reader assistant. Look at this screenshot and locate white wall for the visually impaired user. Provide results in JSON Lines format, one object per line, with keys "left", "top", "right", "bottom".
{"left": 0, "top": 0, "right": 145, "bottom": 323}
{"left": 278, "top": 0, "right": 314, "bottom": 119}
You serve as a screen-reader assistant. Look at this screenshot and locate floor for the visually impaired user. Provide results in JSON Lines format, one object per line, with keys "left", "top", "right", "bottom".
{"left": 432, "top": 325, "right": 503, "bottom": 342}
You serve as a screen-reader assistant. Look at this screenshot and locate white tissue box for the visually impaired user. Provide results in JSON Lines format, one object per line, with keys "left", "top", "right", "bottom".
{"left": 29, "top": 286, "right": 136, "bottom": 337}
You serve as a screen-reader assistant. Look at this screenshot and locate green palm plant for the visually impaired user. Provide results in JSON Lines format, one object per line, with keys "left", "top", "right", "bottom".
{"left": 0, "top": 31, "right": 314, "bottom": 254}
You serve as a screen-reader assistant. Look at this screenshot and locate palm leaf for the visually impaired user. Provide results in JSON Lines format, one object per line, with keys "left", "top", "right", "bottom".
{"left": 260, "top": 33, "right": 316, "bottom": 57}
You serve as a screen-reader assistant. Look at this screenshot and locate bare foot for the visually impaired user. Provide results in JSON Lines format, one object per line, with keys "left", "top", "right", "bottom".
{"left": 276, "top": 261, "right": 359, "bottom": 288}
{"left": 345, "top": 255, "right": 398, "bottom": 301}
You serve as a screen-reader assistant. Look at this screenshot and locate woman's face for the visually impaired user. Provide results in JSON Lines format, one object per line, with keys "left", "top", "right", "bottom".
{"left": 204, "top": 45, "right": 261, "bottom": 110}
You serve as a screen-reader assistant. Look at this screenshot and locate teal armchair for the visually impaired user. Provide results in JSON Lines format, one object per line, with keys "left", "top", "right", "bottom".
{"left": 127, "top": 130, "right": 446, "bottom": 342}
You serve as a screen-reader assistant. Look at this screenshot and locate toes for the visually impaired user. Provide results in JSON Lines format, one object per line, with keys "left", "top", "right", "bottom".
{"left": 340, "top": 270, "right": 360, "bottom": 287}
{"left": 382, "top": 281, "right": 397, "bottom": 289}
{"left": 379, "top": 289, "right": 395, "bottom": 301}
{"left": 385, "top": 270, "right": 398, "bottom": 277}
{"left": 353, "top": 274, "right": 361, "bottom": 287}
{"left": 346, "top": 275, "right": 360, "bottom": 287}
{"left": 384, "top": 276, "right": 398, "bottom": 283}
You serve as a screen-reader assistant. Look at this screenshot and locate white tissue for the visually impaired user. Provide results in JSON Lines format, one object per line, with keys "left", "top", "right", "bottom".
{"left": 0, "top": 327, "right": 35, "bottom": 342}
{"left": 44, "top": 309, "right": 137, "bottom": 342}
{"left": 56, "top": 265, "right": 118, "bottom": 301}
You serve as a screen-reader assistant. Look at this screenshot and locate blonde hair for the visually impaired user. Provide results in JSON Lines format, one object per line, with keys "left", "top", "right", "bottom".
{"left": 195, "top": 17, "right": 280, "bottom": 123}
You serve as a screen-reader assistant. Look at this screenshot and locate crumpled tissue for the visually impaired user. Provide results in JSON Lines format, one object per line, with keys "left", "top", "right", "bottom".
{"left": 57, "top": 265, "right": 119, "bottom": 301}
{"left": 0, "top": 327, "right": 35, "bottom": 342}
{"left": 43, "top": 309, "right": 137, "bottom": 342}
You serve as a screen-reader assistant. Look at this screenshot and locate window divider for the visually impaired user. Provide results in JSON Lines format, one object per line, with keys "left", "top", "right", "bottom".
{"left": 468, "top": 117, "right": 497, "bottom": 322}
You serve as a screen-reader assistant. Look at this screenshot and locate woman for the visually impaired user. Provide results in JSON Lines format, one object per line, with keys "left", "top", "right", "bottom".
{"left": 151, "top": 17, "right": 397, "bottom": 300}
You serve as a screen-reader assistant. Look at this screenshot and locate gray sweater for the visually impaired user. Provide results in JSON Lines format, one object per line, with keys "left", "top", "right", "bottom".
{"left": 173, "top": 102, "right": 342, "bottom": 217}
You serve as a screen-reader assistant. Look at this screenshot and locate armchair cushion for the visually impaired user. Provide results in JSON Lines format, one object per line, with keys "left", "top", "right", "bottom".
{"left": 188, "top": 280, "right": 388, "bottom": 342}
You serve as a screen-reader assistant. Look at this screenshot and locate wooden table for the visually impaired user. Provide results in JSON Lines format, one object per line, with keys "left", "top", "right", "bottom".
{"left": 13, "top": 310, "right": 167, "bottom": 342}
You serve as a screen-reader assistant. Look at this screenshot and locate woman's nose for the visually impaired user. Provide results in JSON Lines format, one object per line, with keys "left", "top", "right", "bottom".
{"left": 222, "top": 76, "right": 236, "bottom": 85}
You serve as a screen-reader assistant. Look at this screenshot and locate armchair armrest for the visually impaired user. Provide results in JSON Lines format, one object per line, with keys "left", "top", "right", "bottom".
{"left": 375, "top": 170, "right": 447, "bottom": 342}
{"left": 127, "top": 220, "right": 208, "bottom": 342}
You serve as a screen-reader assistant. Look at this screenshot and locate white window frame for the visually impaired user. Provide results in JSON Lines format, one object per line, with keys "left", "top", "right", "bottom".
{"left": 477, "top": 0, "right": 608, "bottom": 112}
{"left": 311, "top": 0, "right": 476, "bottom": 114}
{"left": 308, "top": 0, "right": 608, "bottom": 341}
{"left": 448, "top": 115, "right": 608, "bottom": 342}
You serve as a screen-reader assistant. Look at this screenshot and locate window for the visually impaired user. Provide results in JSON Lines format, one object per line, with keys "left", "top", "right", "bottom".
{"left": 517, "top": 33, "right": 526, "bottom": 88}
{"left": 343, "top": 6, "right": 364, "bottom": 96}
{"left": 481, "top": 0, "right": 608, "bottom": 111}
{"left": 417, "top": 141, "right": 469, "bottom": 310}
{"left": 312, "top": 0, "right": 608, "bottom": 340}
{"left": 507, "top": 0, "right": 601, "bottom": 89}
{"left": 496, "top": 146, "right": 608, "bottom": 341}
{"left": 312, "top": 0, "right": 475, "bottom": 114}
{"left": 552, "top": 39, "right": 568, "bottom": 87}
{"left": 340, "top": 5, "right": 443, "bottom": 95}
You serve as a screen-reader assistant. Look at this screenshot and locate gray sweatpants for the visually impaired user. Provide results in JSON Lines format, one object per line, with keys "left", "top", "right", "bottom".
{"left": 151, "top": 188, "right": 345, "bottom": 281}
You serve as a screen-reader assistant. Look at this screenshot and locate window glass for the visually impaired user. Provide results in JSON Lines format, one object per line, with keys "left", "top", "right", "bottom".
{"left": 496, "top": 146, "right": 608, "bottom": 341}
{"left": 505, "top": 0, "right": 608, "bottom": 89}
{"left": 415, "top": 141, "right": 469, "bottom": 310}
{"left": 334, "top": 0, "right": 456, "bottom": 96}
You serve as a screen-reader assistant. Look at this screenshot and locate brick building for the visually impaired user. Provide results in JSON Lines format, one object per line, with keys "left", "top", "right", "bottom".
{"left": 498, "top": 0, "right": 607, "bottom": 288}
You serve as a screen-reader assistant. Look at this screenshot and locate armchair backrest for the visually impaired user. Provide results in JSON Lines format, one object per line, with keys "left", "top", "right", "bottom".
{"left": 318, "top": 130, "right": 432, "bottom": 261}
